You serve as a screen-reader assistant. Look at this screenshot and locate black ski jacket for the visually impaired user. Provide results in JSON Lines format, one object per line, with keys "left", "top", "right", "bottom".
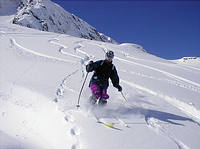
{"left": 86, "top": 60, "right": 120, "bottom": 89}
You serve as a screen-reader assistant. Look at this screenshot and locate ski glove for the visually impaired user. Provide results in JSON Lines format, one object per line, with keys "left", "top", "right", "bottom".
{"left": 89, "top": 60, "right": 93, "bottom": 65}
{"left": 86, "top": 60, "right": 94, "bottom": 72}
{"left": 117, "top": 85, "right": 122, "bottom": 92}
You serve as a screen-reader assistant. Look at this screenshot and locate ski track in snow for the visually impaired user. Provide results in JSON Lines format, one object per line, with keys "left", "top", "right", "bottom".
{"left": 183, "top": 65, "right": 200, "bottom": 71}
{"left": 146, "top": 117, "right": 190, "bottom": 149}
{"left": 66, "top": 114, "right": 81, "bottom": 149}
{"left": 129, "top": 71, "right": 200, "bottom": 94}
{"left": 0, "top": 31, "right": 6, "bottom": 37}
{"left": 54, "top": 68, "right": 86, "bottom": 149}
{"left": 54, "top": 69, "right": 80, "bottom": 102}
{"left": 49, "top": 39, "right": 91, "bottom": 80}
{"left": 74, "top": 43, "right": 90, "bottom": 64}
{"left": 74, "top": 42, "right": 90, "bottom": 61}
{"left": 127, "top": 55, "right": 197, "bottom": 72}
{"left": 70, "top": 126, "right": 81, "bottom": 149}
{"left": 115, "top": 56, "right": 200, "bottom": 88}
{"left": 91, "top": 43, "right": 108, "bottom": 54}
{"left": 72, "top": 41, "right": 91, "bottom": 80}
{"left": 54, "top": 68, "right": 82, "bottom": 149}
{"left": 51, "top": 39, "right": 96, "bottom": 149}
{"left": 64, "top": 111, "right": 81, "bottom": 149}
{"left": 49, "top": 39, "right": 83, "bottom": 60}
{"left": 9, "top": 38, "right": 74, "bottom": 63}
{"left": 49, "top": 39, "right": 90, "bottom": 64}
{"left": 122, "top": 80, "right": 200, "bottom": 124}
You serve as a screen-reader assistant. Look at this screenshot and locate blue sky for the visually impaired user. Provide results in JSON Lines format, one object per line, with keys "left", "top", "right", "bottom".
{"left": 52, "top": 0, "right": 200, "bottom": 59}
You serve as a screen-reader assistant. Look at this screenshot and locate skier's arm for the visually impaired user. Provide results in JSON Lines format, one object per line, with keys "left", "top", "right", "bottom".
{"left": 110, "top": 66, "right": 122, "bottom": 91}
{"left": 86, "top": 60, "right": 102, "bottom": 72}
{"left": 86, "top": 61, "right": 94, "bottom": 72}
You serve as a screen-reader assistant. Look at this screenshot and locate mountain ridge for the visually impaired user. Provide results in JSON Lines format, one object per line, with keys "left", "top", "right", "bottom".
{"left": 0, "top": 0, "right": 117, "bottom": 43}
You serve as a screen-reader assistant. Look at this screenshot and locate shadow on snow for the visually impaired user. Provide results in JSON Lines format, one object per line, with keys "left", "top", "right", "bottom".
{"left": 96, "top": 105, "right": 200, "bottom": 127}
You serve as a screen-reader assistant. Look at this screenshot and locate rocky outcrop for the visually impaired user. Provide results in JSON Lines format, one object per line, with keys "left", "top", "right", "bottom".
{"left": 12, "top": 0, "right": 117, "bottom": 44}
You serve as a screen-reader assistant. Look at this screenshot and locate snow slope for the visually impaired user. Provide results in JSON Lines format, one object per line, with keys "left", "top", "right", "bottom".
{"left": 1, "top": 15, "right": 200, "bottom": 149}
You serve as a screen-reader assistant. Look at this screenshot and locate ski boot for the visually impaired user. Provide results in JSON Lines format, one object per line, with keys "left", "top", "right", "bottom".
{"left": 89, "top": 96, "right": 97, "bottom": 105}
{"left": 98, "top": 98, "right": 107, "bottom": 107}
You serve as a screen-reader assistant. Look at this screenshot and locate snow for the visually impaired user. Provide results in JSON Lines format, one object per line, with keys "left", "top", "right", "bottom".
{"left": 11, "top": 0, "right": 117, "bottom": 44}
{"left": 1, "top": 11, "right": 200, "bottom": 149}
{"left": 171, "top": 57, "right": 200, "bottom": 71}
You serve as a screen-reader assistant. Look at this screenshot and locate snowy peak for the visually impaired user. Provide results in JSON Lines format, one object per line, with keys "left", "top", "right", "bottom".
{"left": 171, "top": 57, "right": 200, "bottom": 69}
{"left": 179, "top": 57, "right": 200, "bottom": 62}
{"left": 11, "top": 0, "right": 117, "bottom": 43}
{"left": 175, "top": 57, "right": 200, "bottom": 65}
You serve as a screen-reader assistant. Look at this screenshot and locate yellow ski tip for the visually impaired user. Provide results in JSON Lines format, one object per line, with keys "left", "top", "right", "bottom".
{"left": 97, "top": 120, "right": 115, "bottom": 128}
{"left": 104, "top": 123, "right": 115, "bottom": 127}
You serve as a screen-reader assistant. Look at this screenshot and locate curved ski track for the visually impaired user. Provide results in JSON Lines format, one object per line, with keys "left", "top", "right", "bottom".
{"left": 49, "top": 39, "right": 83, "bottom": 60}
{"left": 49, "top": 39, "right": 92, "bottom": 80}
{"left": 49, "top": 39, "right": 90, "bottom": 63}
{"left": 54, "top": 69, "right": 82, "bottom": 149}
{"left": 9, "top": 38, "right": 75, "bottom": 63}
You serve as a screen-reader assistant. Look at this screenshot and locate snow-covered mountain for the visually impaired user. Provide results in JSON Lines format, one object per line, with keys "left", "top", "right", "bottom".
{"left": 175, "top": 57, "right": 200, "bottom": 63}
{"left": 1, "top": 2, "right": 200, "bottom": 149}
{"left": 171, "top": 57, "right": 200, "bottom": 70}
{"left": 0, "top": 0, "right": 116, "bottom": 43}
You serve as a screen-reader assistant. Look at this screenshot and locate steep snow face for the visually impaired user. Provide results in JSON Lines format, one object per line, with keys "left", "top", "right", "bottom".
{"left": 12, "top": 0, "right": 117, "bottom": 44}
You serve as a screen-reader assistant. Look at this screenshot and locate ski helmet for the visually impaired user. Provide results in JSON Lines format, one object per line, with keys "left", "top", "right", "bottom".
{"left": 106, "top": 50, "right": 114, "bottom": 59}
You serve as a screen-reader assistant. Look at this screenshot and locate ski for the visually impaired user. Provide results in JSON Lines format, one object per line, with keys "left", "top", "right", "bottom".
{"left": 96, "top": 118, "right": 122, "bottom": 130}
{"left": 97, "top": 120, "right": 115, "bottom": 128}
{"left": 115, "top": 118, "right": 130, "bottom": 128}
{"left": 97, "top": 120, "right": 122, "bottom": 130}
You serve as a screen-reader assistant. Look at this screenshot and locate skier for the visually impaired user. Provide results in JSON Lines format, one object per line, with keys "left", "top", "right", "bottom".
{"left": 86, "top": 50, "right": 122, "bottom": 106}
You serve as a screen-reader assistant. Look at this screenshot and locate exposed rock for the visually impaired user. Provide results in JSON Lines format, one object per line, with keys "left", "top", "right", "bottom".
{"left": 12, "top": 0, "right": 117, "bottom": 44}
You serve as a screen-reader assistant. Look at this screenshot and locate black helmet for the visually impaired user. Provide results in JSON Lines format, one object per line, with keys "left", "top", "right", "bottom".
{"left": 106, "top": 50, "right": 114, "bottom": 58}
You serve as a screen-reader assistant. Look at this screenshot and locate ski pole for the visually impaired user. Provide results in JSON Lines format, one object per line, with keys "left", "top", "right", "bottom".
{"left": 120, "top": 91, "right": 136, "bottom": 108}
{"left": 76, "top": 72, "right": 89, "bottom": 108}
{"left": 120, "top": 91, "right": 128, "bottom": 102}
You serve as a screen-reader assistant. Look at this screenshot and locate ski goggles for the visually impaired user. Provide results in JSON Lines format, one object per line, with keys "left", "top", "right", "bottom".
{"left": 106, "top": 54, "right": 114, "bottom": 59}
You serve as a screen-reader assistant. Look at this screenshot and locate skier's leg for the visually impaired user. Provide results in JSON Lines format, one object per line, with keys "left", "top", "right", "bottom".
{"left": 101, "top": 87, "right": 109, "bottom": 99}
{"left": 89, "top": 96, "right": 97, "bottom": 104}
{"left": 98, "top": 99, "right": 107, "bottom": 106}
{"left": 99, "top": 87, "right": 109, "bottom": 106}
{"left": 90, "top": 83, "right": 101, "bottom": 104}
